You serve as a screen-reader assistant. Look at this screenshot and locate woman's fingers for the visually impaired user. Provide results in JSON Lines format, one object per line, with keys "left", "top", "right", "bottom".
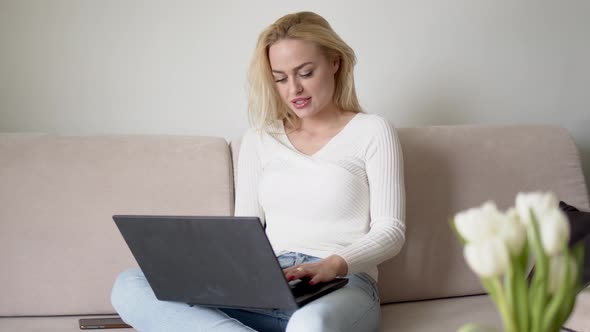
{"left": 309, "top": 275, "right": 323, "bottom": 285}
{"left": 284, "top": 264, "right": 314, "bottom": 281}
{"left": 283, "top": 261, "right": 337, "bottom": 284}
{"left": 283, "top": 255, "right": 348, "bottom": 284}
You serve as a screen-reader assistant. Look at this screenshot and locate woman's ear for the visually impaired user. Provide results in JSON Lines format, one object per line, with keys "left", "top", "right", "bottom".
{"left": 332, "top": 56, "right": 340, "bottom": 74}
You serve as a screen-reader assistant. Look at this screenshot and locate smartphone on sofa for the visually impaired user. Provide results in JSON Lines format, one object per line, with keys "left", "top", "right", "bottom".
{"left": 79, "top": 317, "right": 131, "bottom": 329}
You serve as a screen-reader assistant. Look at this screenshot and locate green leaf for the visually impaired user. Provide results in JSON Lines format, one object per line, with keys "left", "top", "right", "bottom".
{"left": 505, "top": 262, "right": 516, "bottom": 322}
{"left": 573, "top": 243, "right": 584, "bottom": 292}
{"left": 557, "top": 244, "right": 584, "bottom": 326}
{"left": 514, "top": 257, "right": 530, "bottom": 332}
{"left": 541, "top": 254, "right": 571, "bottom": 332}
{"left": 519, "top": 238, "right": 530, "bottom": 273}
{"left": 490, "top": 277, "right": 518, "bottom": 332}
{"left": 481, "top": 278, "right": 499, "bottom": 304}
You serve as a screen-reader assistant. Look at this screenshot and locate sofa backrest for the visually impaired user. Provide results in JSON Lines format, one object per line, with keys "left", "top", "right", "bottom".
{"left": 2, "top": 126, "right": 587, "bottom": 316}
{"left": 230, "top": 125, "right": 589, "bottom": 304}
{"left": 0, "top": 134, "right": 234, "bottom": 316}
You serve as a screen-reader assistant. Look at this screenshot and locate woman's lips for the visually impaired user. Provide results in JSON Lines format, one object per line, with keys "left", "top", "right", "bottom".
{"left": 291, "top": 97, "right": 311, "bottom": 109}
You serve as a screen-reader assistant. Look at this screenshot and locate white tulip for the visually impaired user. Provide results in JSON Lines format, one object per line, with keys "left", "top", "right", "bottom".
{"left": 538, "top": 208, "right": 570, "bottom": 256}
{"left": 499, "top": 208, "right": 527, "bottom": 256}
{"left": 515, "top": 192, "right": 558, "bottom": 227}
{"left": 515, "top": 192, "right": 569, "bottom": 256}
{"left": 455, "top": 202, "right": 498, "bottom": 243}
{"left": 453, "top": 192, "right": 576, "bottom": 332}
{"left": 464, "top": 238, "right": 511, "bottom": 278}
{"left": 455, "top": 203, "right": 526, "bottom": 256}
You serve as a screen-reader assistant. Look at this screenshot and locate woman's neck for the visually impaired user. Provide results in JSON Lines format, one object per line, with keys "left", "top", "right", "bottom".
{"left": 287, "top": 106, "right": 348, "bottom": 135}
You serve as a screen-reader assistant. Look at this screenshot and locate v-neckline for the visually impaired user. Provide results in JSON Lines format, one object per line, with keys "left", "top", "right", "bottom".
{"left": 281, "top": 113, "right": 360, "bottom": 157}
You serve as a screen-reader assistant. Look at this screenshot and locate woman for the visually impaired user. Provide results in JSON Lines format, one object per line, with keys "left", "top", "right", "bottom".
{"left": 111, "top": 11, "right": 405, "bottom": 332}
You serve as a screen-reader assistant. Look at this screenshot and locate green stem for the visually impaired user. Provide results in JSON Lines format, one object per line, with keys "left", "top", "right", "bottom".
{"left": 529, "top": 209, "right": 549, "bottom": 332}
{"left": 542, "top": 253, "right": 571, "bottom": 332}
{"left": 490, "top": 277, "right": 518, "bottom": 332}
{"left": 514, "top": 253, "right": 529, "bottom": 332}
{"left": 506, "top": 257, "right": 528, "bottom": 331}
{"left": 505, "top": 263, "right": 515, "bottom": 316}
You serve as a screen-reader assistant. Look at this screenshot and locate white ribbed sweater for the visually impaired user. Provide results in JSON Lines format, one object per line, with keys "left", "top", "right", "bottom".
{"left": 234, "top": 113, "right": 405, "bottom": 280}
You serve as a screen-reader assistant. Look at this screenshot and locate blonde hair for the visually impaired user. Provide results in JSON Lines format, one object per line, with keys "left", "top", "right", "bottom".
{"left": 247, "top": 11, "right": 362, "bottom": 130}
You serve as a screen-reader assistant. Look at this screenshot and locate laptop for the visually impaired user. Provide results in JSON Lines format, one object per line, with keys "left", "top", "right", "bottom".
{"left": 113, "top": 215, "right": 348, "bottom": 310}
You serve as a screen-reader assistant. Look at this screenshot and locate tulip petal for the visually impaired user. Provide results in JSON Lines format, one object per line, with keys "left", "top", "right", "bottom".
{"left": 539, "top": 209, "right": 570, "bottom": 256}
{"left": 464, "top": 239, "right": 510, "bottom": 278}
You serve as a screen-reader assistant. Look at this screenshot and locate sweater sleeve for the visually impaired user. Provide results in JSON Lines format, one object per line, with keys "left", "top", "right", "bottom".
{"left": 334, "top": 118, "right": 406, "bottom": 274}
{"left": 234, "top": 129, "right": 265, "bottom": 225}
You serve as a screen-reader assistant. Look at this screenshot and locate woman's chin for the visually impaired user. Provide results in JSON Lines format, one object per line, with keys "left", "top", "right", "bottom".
{"left": 291, "top": 108, "right": 317, "bottom": 119}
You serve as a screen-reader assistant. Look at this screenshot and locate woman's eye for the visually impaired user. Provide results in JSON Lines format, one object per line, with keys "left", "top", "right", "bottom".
{"left": 275, "top": 77, "right": 287, "bottom": 83}
{"left": 300, "top": 71, "right": 313, "bottom": 78}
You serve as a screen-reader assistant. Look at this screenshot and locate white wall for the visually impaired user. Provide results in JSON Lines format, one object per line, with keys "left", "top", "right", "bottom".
{"left": 1, "top": 0, "right": 589, "bottom": 193}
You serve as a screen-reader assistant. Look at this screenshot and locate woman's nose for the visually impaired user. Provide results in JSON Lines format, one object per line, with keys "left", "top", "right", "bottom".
{"left": 289, "top": 78, "right": 303, "bottom": 95}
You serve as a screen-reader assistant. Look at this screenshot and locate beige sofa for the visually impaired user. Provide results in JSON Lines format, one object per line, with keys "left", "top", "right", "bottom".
{"left": 1, "top": 125, "right": 589, "bottom": 331}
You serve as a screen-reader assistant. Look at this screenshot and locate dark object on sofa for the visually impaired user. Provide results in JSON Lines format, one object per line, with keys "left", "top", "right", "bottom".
{"left": 527, "top": 201, "right": 590, "bottom": 289}
{"left": 559, "top": 201, "right": 590, "bottom": 288}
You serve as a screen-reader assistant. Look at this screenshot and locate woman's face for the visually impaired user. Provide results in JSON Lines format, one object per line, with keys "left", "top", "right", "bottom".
{"left": 268, "top": 39, "right": 339, "bottom": 119}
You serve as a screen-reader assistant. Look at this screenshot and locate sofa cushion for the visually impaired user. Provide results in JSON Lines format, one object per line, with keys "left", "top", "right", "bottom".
{"left": 565, "top": 288, "right": 590, "bottom": 332}
{"left": 376, "top": 125, "right": 589, "bottom": 303}
{"left": 0, "top": 134, "right": 234, "bottom": 316}
{"left": 380, "top": 294, "right": 501, "bottom": 331}
{"left": 0, "top": 316, "right": 137, "bottom": 332}
{"left": 379, "top": 290, "right": 590, "bottom": 332}
{"left": 2, "top": 292, "right": 587, "bottom": 332}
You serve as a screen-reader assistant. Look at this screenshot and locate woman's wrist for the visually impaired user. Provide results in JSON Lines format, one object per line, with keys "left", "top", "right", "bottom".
{"left": 326, "top": 254, "right": 348, "bottom": 277}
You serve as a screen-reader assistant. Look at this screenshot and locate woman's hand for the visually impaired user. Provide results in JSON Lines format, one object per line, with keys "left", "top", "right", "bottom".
{"left": 283, "top": 255, "right": 348, "bottom": 285}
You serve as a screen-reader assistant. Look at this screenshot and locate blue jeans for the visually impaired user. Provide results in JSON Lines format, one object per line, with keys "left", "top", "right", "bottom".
{"left": 111, "top": 252, "right": 381, "bottom": 332}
